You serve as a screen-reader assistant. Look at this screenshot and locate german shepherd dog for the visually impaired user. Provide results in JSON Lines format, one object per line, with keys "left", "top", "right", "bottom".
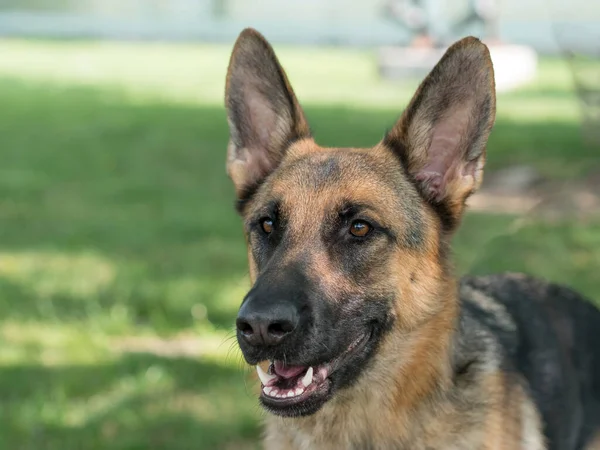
{"left": 224, "top": 28, "right": 600, "bottom": 449}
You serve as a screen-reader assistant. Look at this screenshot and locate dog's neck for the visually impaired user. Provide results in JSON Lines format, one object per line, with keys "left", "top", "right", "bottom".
{"left": 264, "top": 288, "right": 460, "bottom": 449}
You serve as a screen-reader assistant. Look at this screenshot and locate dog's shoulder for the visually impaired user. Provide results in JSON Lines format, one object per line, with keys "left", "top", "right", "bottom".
{"left": 458, "top": 273, "right": 600, "bottom": 449}
{"left": 459, "top": 273, "right": 600, "bottom": 366}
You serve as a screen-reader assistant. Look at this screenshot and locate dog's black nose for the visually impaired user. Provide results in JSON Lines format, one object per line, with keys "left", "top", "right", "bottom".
{"left": 236, "top": 296, "right": 299, "bottom": 347}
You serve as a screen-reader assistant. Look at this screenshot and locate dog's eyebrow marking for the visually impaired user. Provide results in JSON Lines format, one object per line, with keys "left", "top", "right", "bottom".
{"left": 246, "top": 199, "right": 281, "bottom": 227}
{"left": 235, "top": 181, "right": 262, "bottom": 214}
{"left": 339, "top": 201, "right": 385, "bottom": 224}
{"left": 339, "top": 200, "right": 426, "bottom": 248}
{"left": 338, "top": 201, "right": 398, "bottom": 242}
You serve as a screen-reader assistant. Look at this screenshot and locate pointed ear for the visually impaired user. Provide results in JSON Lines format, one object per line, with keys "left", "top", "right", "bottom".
{"left": 383, "top": 37, "right": 496, "bottom": 231}
{"left": 225, "top": 28, "right": 311, "bottom": 200}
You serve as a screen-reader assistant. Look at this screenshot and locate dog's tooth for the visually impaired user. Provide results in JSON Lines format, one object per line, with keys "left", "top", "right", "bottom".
{"left": 301, "top": 367, "right": 313, "bottom": 387}
{"left": 294, "top": 387, "right": 304, "bottom": 396}
{"left": 263, "top": 386, "right": 274, "bottom": 396}
{"left": 256, "top": 365, "right": 277, "bottom": 385}
{"left": 287, "top": 391, "right": 295, "bottom": 397}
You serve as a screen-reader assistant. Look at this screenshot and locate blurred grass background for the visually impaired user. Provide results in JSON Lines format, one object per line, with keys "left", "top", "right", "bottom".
{"left": 0, "top": 40, "right": 598, "bottom": 449}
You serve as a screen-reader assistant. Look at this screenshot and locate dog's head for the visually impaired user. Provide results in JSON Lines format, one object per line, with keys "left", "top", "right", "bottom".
{"left": 224, "top": 28, "right": 496, "bottom": 418}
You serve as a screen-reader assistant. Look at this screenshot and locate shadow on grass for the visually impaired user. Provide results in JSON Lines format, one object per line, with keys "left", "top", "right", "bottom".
{"left": 0, "top": 353, "right": 261, "bottom": 450}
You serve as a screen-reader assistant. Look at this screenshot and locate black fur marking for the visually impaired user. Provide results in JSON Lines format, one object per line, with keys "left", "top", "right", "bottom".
{"left": 461, "top": 274, "right": 600, "bottom": 450}
{"left": 351, "top": 441, "right": 377, "bottom": 450}
{"left": 396, "top": 199, "right": 425, "bottom": 249}
{"left": 262, "top": 295, "right": 394, "bottom": 418}
{"left": 403, "top": 226, "right": 424, "bottom": 249}
{"left": 236, "top": 251, "right": 394, "bottom": 418}
{"left": 313, "top": 157, "right": 341, "bottom": 183}
{"left": 235, "top": 181, "right": 262, "bottom": 214}
{"left": 382, "top": 131, "right": 409, "bottom": 169}
{"left": 236, "top": 261, "right": 313, "bottom": 365}
{"left": 330, "top": 296, "right": 394, "bottom": 392}
{"left": 427, "top": 199, "right": 458, "bottom": 232}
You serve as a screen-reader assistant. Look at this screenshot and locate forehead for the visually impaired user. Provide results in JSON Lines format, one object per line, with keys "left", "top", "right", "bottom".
{"left": 277, "top": 147, "right": 393, "bottom": 191}
{"left": 251, "top": 143, "right": 424, "bottom": 231}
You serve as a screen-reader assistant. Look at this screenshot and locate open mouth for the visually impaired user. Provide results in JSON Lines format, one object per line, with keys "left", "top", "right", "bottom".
{"left": 255, "top": 331, "right": 371, "bottom": 416}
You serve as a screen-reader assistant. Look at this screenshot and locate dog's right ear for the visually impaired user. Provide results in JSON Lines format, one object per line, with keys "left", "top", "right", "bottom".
{"left": 225, "top": 28, "right": 311, "bottom": 201}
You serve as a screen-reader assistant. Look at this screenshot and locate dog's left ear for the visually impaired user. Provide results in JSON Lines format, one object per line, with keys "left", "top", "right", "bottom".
{"left": 225, "top": 28, "right": 311, "bottom": 199}
{"left": 384, "top": 37, "right": 496, "bottom": 230}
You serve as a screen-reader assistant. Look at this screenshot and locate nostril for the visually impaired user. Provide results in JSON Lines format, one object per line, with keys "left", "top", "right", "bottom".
{"left": 267, "top": 320, "right": 295, "bottom": 338}
{"left": 236, "top": 319, "right": 254, "bottom": 336}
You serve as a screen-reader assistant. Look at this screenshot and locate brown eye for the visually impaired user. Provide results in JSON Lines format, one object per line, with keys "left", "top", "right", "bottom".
{"left": 261, "top": 218, "right": 274, "bottom": 234}
{"left": 349, "top": 220, "right": 371, "bottom": 237}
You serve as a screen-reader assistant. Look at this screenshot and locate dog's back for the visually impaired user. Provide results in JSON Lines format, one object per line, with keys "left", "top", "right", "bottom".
{"left": 460, "top": 273, "right": 600, "bottom": 449}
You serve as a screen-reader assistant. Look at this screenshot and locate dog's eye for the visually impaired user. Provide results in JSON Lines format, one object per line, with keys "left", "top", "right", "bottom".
{"left": 349, "top": 220, "right": 371, "bottom": 237}
{"left": 261, "top": 218, "right": 274, "bottom": 234}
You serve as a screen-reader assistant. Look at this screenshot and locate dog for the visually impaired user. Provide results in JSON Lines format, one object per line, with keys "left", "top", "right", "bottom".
{"left": 223, "top": 28, "right": 600, "bottom": 450}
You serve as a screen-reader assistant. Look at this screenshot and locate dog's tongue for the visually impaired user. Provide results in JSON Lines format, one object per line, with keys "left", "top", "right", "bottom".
{"left": 273, "top": 361, "right": 306, "bottom": 379}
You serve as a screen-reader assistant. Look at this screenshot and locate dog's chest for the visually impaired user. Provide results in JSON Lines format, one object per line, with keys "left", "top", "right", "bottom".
{"left": 264, "top": 394, "right": 545, "bottom": 450}
{"left": 267, "top": 428, "right": 488, "bottom": 450}
{"left": 265, "top": 412, "right": 491, "bottom": 450}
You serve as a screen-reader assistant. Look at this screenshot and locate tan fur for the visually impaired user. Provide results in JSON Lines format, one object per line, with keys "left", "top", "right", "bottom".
{"left": 263, "top": 368, "right": 546, "bottom": 450}
{"left": 480, "top": 373, "right": 545, "bottom": 450}
{"left": 385, "top": 224, "right": 447, "bottom": 329}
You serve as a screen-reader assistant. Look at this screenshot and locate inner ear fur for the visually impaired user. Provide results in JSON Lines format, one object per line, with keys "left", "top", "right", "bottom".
{"left": 384, "top": 36, "right": 496, "bottom": 230}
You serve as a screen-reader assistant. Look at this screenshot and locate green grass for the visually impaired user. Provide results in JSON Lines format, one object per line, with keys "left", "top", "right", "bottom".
{"left": 0, "top": 39, "right": 598, "bottom": 449}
